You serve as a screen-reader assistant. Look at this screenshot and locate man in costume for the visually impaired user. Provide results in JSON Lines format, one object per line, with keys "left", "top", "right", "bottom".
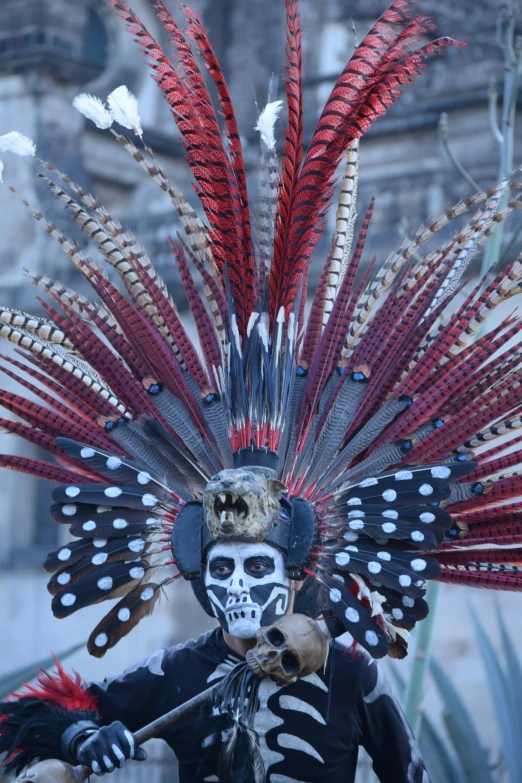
{"left": 1, "top": 0, "right": 522, "bottom": 781}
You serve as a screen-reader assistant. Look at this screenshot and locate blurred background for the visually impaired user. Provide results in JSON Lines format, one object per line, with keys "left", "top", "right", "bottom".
{"left": 0, "top": 0, "right": 521, "bottom": 781}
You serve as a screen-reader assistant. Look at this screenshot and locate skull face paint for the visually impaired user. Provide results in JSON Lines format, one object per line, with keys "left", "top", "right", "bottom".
{"left": 204, "top": 541, "right": 292, "bottom": 639}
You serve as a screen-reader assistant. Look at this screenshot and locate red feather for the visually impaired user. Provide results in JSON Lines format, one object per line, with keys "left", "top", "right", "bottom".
{"left": 271, "top": 0, "right": 304, "bottom": 322}
{"left": 9, "top": 657, "right": 99, "bottom": 713}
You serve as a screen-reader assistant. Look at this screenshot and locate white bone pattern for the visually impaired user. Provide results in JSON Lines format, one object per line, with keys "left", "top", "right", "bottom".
{"left": 203, "top": 661, "right": 327, "bottom": 783}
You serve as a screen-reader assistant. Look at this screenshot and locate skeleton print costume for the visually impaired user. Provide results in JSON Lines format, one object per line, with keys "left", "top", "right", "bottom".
{"left": 83, "top": 630, "right": 429, "bottom": 783}
{"left": 1, "top": 0, "right": 522, "bottom": 781}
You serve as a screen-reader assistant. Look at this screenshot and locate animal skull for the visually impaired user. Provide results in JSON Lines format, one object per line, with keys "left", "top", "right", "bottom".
{"left": 246, "top": 613, "right": 328, "bottom": 685}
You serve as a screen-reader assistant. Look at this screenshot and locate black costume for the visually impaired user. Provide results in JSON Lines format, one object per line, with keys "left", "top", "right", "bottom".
{"left": 80, "top": 631, "right": 432, "bottom": 783}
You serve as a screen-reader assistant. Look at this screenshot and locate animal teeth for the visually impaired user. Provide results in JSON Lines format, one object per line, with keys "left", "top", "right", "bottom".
{"left": 219, "top": 494, "right": 226, "bottom": 503}
{"left": 221, "top": 511, "right": 227, "bottom": 523}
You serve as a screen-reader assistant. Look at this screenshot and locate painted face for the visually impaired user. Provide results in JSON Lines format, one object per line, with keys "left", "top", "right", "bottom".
{"left": 204, "top": 541, "right": 292, "bottom": 639}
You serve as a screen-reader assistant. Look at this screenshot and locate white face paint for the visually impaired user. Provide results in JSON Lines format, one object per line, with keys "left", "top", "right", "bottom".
{"left": 204, "top": 541, "right": 292, "bottom": 639}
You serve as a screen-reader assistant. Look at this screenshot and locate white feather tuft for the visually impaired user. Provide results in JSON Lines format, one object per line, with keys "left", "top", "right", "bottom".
{"left": 73, "top": 93, "right": 113, "bottom": 129}
{"left": 254, "top": 100, "right": 283, "bottom": 150}
{"left": 0, "top": 160, "right": 4, "bottom": 183}
{"left": 108, "top": 86, "right": 143, "bottom": 137}
{"left": 0, "top": 132, "right": 36, "bottom": 157}
{"left": 247, "top": 312, "right": 259, "bottom": 338}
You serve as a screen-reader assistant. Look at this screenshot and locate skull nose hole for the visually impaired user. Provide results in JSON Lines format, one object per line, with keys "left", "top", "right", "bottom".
{"left": 266, "top": 627, "right": 285, "bottom": 648}
{"left": 281, "top": 652, "right": 300, "bottom": 675}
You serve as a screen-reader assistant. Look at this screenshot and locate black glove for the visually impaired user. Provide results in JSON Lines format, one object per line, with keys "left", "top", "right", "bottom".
{"left": 76, "top": 721, "right": 147, "bottom": 776}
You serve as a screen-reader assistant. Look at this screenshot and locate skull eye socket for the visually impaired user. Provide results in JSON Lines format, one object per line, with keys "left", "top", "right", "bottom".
{"left": 281, "top": 651, "right": 300, "bottom": 675}
{"left": 266, "top": 627, "right": 286, "bottom": 648}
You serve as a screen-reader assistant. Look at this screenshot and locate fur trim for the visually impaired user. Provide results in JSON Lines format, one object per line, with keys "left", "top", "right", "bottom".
{"left": 0, "top": 659, "right": 100, "bottom": 774}
{"left": 9, "top": 657, "right": 98, "bottom": 712}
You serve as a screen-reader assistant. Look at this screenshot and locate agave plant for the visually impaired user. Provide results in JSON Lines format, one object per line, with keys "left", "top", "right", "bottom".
{"left": 391, "top": 606, "right": 522, "bottom": 783}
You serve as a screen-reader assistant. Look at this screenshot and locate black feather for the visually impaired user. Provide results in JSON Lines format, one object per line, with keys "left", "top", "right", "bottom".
{"left": 0, "top": 698, "right": 99, "bottom": 775}
{"left": 52, "top": 483, "right": 164, "bottom": 511}
{"left": 52, "top": 559, "right": 149, "bottom": 618}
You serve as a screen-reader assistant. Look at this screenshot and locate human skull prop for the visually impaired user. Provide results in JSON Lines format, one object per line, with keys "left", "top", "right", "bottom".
{"left": 246, "top": 613, "right": 328, "bottom": 685}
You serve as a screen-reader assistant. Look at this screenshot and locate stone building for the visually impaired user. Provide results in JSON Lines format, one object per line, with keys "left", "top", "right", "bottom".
{"left": 0, "top": 1, "right": 521, "bottom": 781}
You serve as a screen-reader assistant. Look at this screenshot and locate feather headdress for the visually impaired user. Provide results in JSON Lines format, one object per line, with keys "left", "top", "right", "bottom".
{"left": 0, "top": 0, "right": 521, "bottom": 664}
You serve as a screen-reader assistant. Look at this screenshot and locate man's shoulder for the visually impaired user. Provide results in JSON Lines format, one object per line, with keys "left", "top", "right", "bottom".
{"left": 163, "top": 626, "right": 225, "bottom": 668}
{"left": 328, "top": 639, "right": 373, "bottom": 686}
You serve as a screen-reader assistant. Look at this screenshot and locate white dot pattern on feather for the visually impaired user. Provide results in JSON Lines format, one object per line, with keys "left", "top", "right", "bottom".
{"left": 335, "top": 552, "right": 350, "bottom": 566}
{"left": 365, "top": 630, "right": 378, "bottom": 646}
{"left": 83, "top": 521, "right": 96, "bottom": 531}
{"left": 92, "top": 552, "right": 108, "bottom": 565}
{"left": 141, "top": 587, "right": 154, "bottom": 601}
{"left": 61, "top": 593, "right": 76, "bottom": 606}
{"left": 146, "top": 518, "right": 157, "bottom": 526}
{"left": 419, "top": 483, "right": 433, "bottom": 496}
{"left": 411, "top": 558, "right": 427, "bottom": 572}
{"left": 377, "top": 551, "right": 391, "bottom": 561}
{"left": 403, "top": 596, "right": 415, "bottom": 607}
{"left": 142, "top": 494, "right": 157, "bottom": 507}
{"left": 420, "top": 512, "right": 436, "bottom": 523}
{"left": 395, "top": 470, "right": 413, "bottom": 480}
{"left": 349, "top": 520, "right": 365, "bottom": 530}
{"left": 93, "top": 538, "right": 107, "bottom": 548}
{"left": 137, "top": 472, "right": 151, "bottom": 485}
{"left": 382, "top": 489, "right": 397, "bottom": 502}
{"left": 348, "top": 510, "right": 365, "bottom": 518}
{"left": 80, "top": 448, "right": 95, "bottom": 458}
{"left": 95, "top": 633, "right": 108, "bottom": 647}
{"left": 343, "top": 531, "right": 359, "bottom": 542}
{"left": 57, "top": 572, "right": 71, "bottom": 585}
{"left": 329, "top": 588, "right": 342, "bottom": 603}
{"left": 411, "top": 531, "right": 425, "bottom": 542}
{"left": 129, "top": 539, "right": 145, "bottom": 552}
{"left": 58, "top": 548, "right": 72, "bottom": 561}
{"left": 431, "top": 466, "right": 451, "bottom": 478}
{"left": 346, "top": 545, "right": 358, "bottom": 552}
{"left": 359, "top": 477, "right": 378, "bottom": 487}
{"left": 130, "top": 566, "right": 145, "bottom": 579}
{"left": 113, "top": 518, "right": 128, "bottom": 529}
{"left": 65, "top": 486, "right": 80, "bottom": 498}
{"left": 98, "top": 576, "right": 113, "bottom": 591}
{"left": 399, "top": 575, "right": 412, "bottom": 587}
{"left": 62, "top": 504, "right": 77, "bottom": 516}
{"left": 118, "top": 608, "right": 131, "bottom": 622}
{"left": 345, "top": 607, "right": 359, "bottom": 623}
{"left": 106, "top": 456, "right": 122, "bottom": 470}
{"left": 368, "top": 561, "right": 381, "bottom": 574}
{"left": 382, "top": 522, "right": 396, "bottom": 533}
{"left": 347, "top": 497, "right": 362, "bottom": 506}
{"left": 392, "top": 608, "right": 404, "bottom": 620}
{"left": 105, "top": 486, "right": 122, "bottom": 498}
{"left": 383, "top": 509, "right": 398, "bottom": 519}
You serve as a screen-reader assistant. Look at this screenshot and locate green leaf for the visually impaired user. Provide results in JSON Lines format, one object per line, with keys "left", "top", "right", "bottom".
{"left": 470, "top": 606, "right": 521, "bottom": 782}
{"left": 389, "top": 663, "right": 466, "bottom": 783}
{"left": 419, "top": 714, "right": 467, "bottom": 783}
{"left": 0, "top": 642, "right": 85, "bottom": 700}
{"left": 430, "top": 656, "right": 493, "bottom": 783}
{"left": 496, "top": 603, "right": 522, "bottom": 752}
